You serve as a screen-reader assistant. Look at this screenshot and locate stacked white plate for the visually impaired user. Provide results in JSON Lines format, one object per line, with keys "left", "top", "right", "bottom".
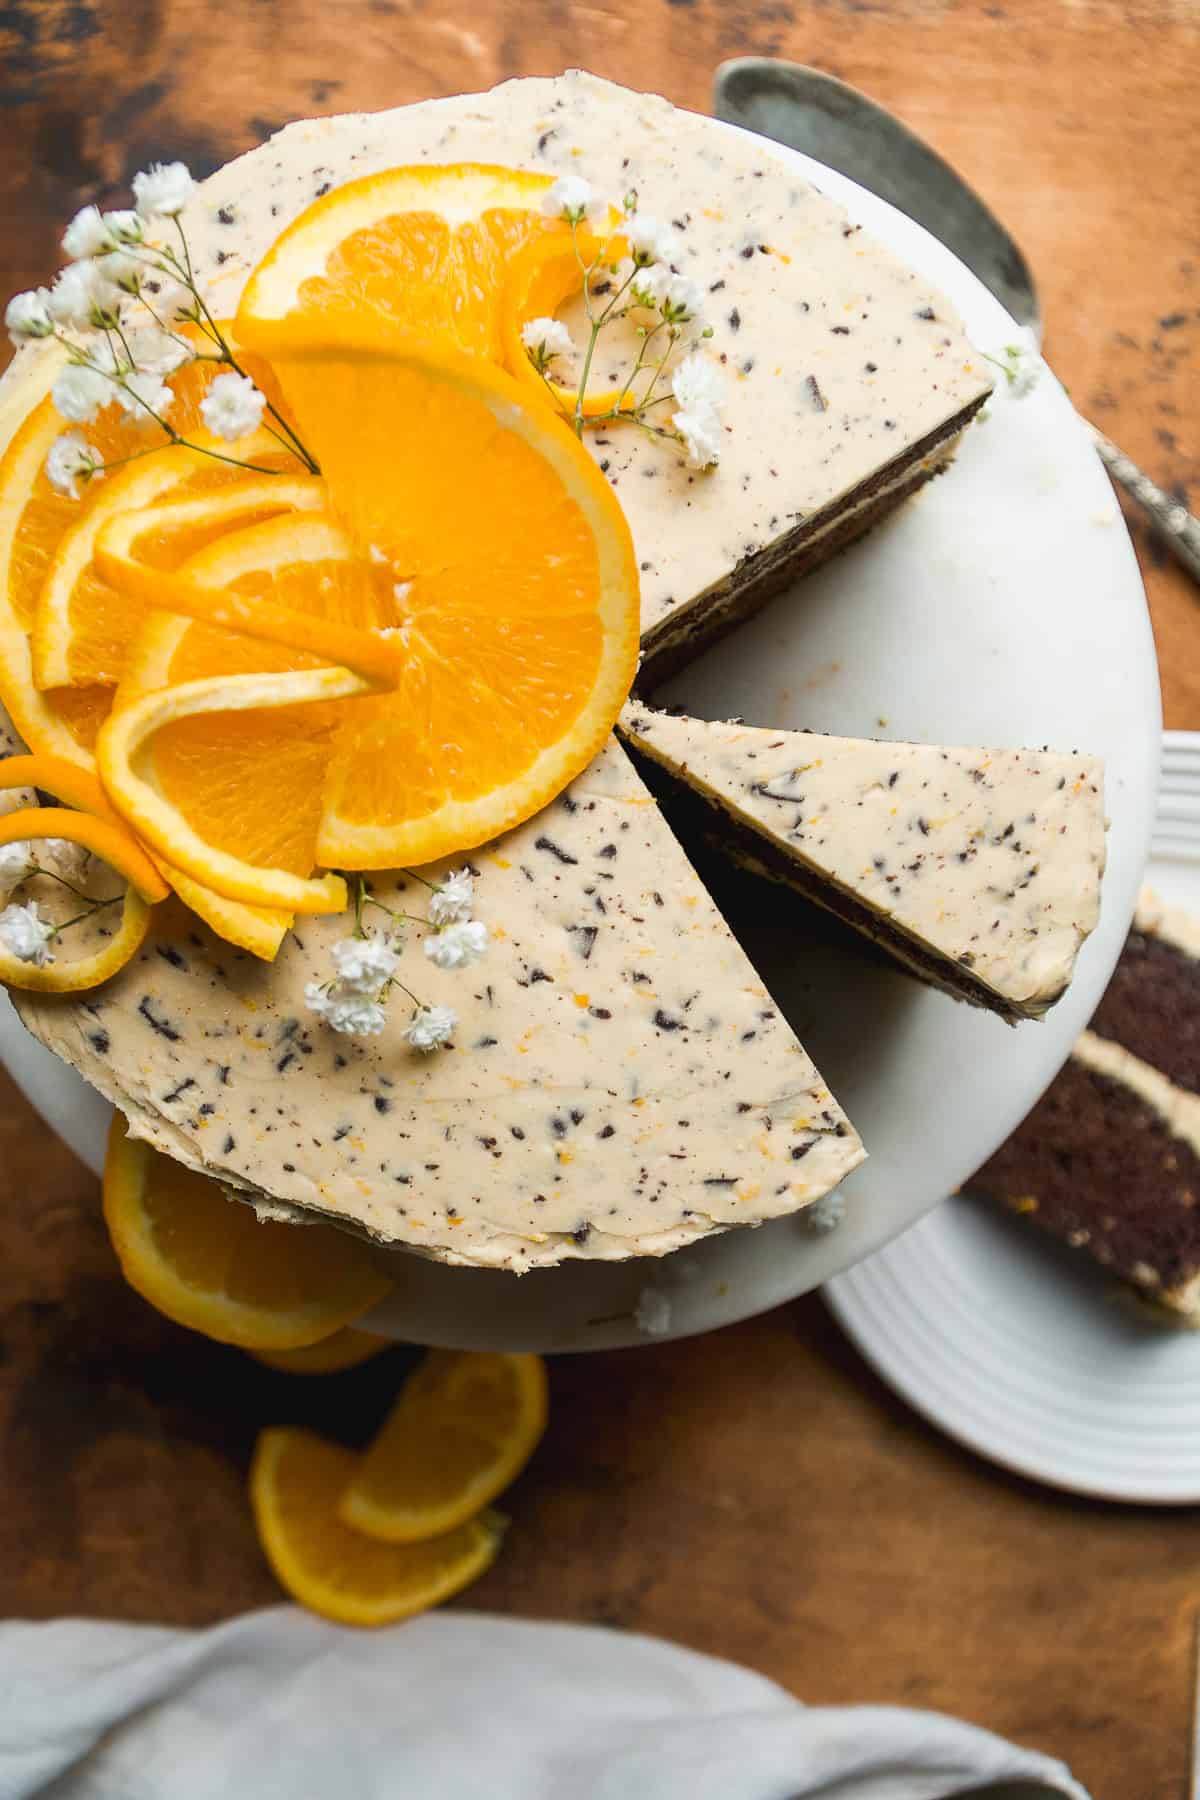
{"left": 828, "top": 734, "right": 1200, "bottom": 1503}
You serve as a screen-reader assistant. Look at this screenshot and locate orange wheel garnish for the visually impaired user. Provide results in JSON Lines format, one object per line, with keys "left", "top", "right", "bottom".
{"left": 0, "top": 750, "right": 118, "bottom": 818}
{"left": 235, "top": 163, "right": 559, "bottom": 362}
{"left": 500, "top": 228, "right": 635, "bottom": 421}
{"left": 32, "top": 443, "right": 319, "bottom": 691}
{"left": 95, "top": 511, "right": 400, "bottom": 914}
{"left": 0, "top": 803, "right": 166, "bottom": 992}
{"left": 260, "top": 340, "right": 640, "bottom": 871}
{"left": 0, "top": 341, "right": 296, "bottom": 763}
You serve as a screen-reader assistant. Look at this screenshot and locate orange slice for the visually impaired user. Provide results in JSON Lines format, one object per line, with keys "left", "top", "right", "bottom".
{"left": 236, "top": 164, "right": 558, "bottom": 361}
{"left": 263, "top": 341, "right": 640, "bottom": 869}
{"left": 250, "top": 1328, "right": 390, "bottom": 1375}
{"left": 501, "top": 228, "right": 634, "bottom": 420}
{"left": 96, "top": 512, "right": 397, "bottom": 913}
{"left": 32, "top": 441, "right": 319, "bottom": 690}
{"left": 0, "top": 802, "right": 166, "bottom": 992}
{"left": 103, "top": 1119, "right": 394, "bottom": 1350}
{"left": 0, "top": 349, "right": 292, "bottom": 764}
{"left": 250, "top": 1426, "right": 505, "bottom": 1628}
{"left": 340, "top": 1351, "right": 548, "bottom": 1543}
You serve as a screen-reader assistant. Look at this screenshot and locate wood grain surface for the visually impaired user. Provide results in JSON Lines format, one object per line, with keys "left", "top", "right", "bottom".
{"left": 1, "top": 3, "right": 1198, "bottom": 1797}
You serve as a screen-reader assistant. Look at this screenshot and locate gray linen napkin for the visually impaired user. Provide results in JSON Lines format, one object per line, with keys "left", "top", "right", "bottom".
{"left": 0, "top": 1608, "right": 1091, "bottom": 1800}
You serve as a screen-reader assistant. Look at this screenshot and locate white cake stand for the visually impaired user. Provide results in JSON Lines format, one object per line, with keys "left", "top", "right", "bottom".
{"left": 0, "top": 121, "right": 1159, "bottom": 1352}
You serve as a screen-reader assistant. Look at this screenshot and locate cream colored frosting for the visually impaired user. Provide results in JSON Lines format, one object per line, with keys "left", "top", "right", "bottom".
{"left": 1134, "top": 885, "right": 1200, "bottom": 960}
{"left": 621, "top": 707, "right": 1106, "bottom": 1019}
{"left": 16, "top": 739, "right": 864, "bottom": 1268}
{"left": 3, "top": 71, "right": 990, "bottom": 665}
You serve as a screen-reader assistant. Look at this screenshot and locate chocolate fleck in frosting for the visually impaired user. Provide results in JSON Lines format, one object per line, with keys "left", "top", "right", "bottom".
{"left": 16, "top": 740, "right": 865, "bottom": 1270}
{"left": 971, "top": 890, "right": 1200, "bottom": 1316}
{"left": 620, "top": 707, "right": 1106, "bottom": 1021}
{"left": 2, "top": 71, "right": 991, "bottom": 683}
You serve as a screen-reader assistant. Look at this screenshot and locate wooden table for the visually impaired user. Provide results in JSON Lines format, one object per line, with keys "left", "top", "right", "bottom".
{"left": 1, "top": 4, "right": 1197, "bottom": 1795}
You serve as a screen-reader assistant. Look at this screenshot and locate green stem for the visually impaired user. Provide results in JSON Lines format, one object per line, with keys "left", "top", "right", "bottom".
{"left": 54, "top": 895, "right": 121, "bottom": 935}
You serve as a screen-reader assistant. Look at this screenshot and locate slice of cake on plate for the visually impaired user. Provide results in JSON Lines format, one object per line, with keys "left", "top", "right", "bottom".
{"left": 15, "top": 739, "right": 864, "bottom": 1269}
{"left": 970, "top": 890, "right": 1200, "bottom": 1318}
{"left": 621, "top": 707, "right": 1106, "bottom": 1022}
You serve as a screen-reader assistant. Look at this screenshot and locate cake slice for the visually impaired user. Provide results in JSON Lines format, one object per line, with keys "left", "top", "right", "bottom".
{"left": 621, "top": 707, "right": 1106, "bottom": 1022}
{"left": 15, "top": 738, "right": 864, "bottom": 1271}
{"left": 970, "top": 891, "right": 1200, "bottom": 1317}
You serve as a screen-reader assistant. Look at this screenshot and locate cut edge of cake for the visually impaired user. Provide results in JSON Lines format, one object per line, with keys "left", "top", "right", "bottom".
{"left": 970, "top": 887, "right": 1200, "bottom": 1320}
{"left": 620, "top": 705, "right": 1106, "bottom": 1023}
{"left": 14, "top": 736, "right": 866, "bottom": 1272}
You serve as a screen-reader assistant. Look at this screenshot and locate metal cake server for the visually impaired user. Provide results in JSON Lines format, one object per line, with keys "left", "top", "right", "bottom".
{"left": 714, "top": 58, "right": 1200, "bottom": 587}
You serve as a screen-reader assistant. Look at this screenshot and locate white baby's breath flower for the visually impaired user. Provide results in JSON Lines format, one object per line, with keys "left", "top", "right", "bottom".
{"left": 304, "top": 980, "right": 387, "bottom": 1037}
{"left": 804, "top": 1191, "right": 845, "bottom": 1233}
{"left": 330, "top": 935, "right": 398, "bottom": 993}
{"left": 47, "top": 260, "right": 119, "bottom": 330}
{"left": 5, "top": 289, "right": 53, "bottom": 345}
{"left": 200, "top": 370, "right": 266, "bottom": 442}
{"left": 659, "top": 272, "right": 703, "bottom": 323}
{"left": 122, "top": 327, "right": 192, "bottom": 377}
{"left": 428, "top": 870, "right": 474, "bottom": 926}
{"left": 626, "top": 214, "right": 680, "bottom": 268}
{"left": 671, "top": 351, "right": 722, "bottom": 417}
{"left": 62, "top": 204, "right": 116, "bottom": 261}
{"left": 542, "top": 173, "right": 593, "bottom": 222}
{"left": 327, "top": 992, "right": 387, "bottom": 1036}
{"left": 51, "top": 363, "right": 112, "bottom": 425}
{"left": 102, "top": 208, "right": 144, "bottom": 246}
{"left": 989, "top": 327, "right": 1041, "bottom": 400}
{"left": 403, "top": 1004, "right": 457, "bottom": 1052}
{"left": 104, "top": 251, "right": 145, "bottom": 296}
{"left": 634, "top": 1286, "right": 671, "bottom": 1336}
{"left": 673, "top": 408, "right": 722, "bottom": 471}
{"left": 0, "top": 842, "right": 35, "bottom": 893}
{"left": 424, "top": 918, "right": 488, "bottom": 970}
{"left": 630, "top": 264, "right": 670, "bottom": 309}
{"left": 132, "top": 161, "right": 194, "bottom": 219}
{"left": 45, "top": 432, "right": 101, "bottom": 498}
{"left": 521, "top": 315, "right": 573, "bottom": 363}
{"left": 0, "top": 900, "right": 54, "bottom": 966}
{"left": 116, "top": 368, "right": 174, "bottom": 426}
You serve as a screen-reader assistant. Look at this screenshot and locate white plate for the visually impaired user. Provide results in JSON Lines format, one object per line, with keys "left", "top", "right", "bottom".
{"left": 0, "top": 121, "right": 1160, "bottom": 1353}
{"left": 826, "top": 782, "right": 1200, "bottom": 1503}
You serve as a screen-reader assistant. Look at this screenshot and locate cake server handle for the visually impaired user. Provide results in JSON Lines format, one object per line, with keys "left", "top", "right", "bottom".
{"left": 1088, "top": 424, "right": 1200, "bottom": 587}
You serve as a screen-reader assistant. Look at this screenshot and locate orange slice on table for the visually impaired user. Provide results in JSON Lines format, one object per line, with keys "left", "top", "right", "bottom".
{"left": 103, "top": 1119, "right": 394, "bottom": 1350}
{"left": 0, "top": 348, "right": 295, "bottom": 765}
{"left": 341, "top": 1350, "right": 548, "bottom": 1544}
{"left": 236, "top": 163, "right": 560, "bottom": 362}
{"left": 250, "top": 1328, "right": 390, "bottom": 1376}
{"left": 97, "top": 343, "right": 639, "bottom": 894}
{"left": 251, "top": 1426, "right": 505, "bottom": 1628}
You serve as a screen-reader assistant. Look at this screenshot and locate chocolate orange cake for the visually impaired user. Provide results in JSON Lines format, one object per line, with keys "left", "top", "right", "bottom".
{"left": 621, "top": 707, "right": 1106, "bottom": 1022}
{"left": 970, "top": 890, "right": 1200, "bottom": 1316}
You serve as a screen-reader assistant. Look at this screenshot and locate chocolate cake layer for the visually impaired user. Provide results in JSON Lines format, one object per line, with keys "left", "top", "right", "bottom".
{"left": 1088, "top": 928, "right": 1200, "bottom": 1096}
{"left": 973, "top": 1049, "right": 1200, "bottom": 1305}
